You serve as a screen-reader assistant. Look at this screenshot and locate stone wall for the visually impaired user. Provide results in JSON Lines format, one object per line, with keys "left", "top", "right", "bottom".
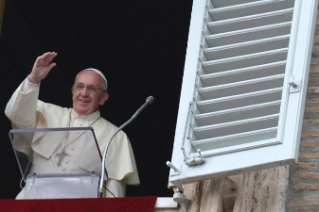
{"left": 154, "top": 167, "right": 288, "bottom": 212}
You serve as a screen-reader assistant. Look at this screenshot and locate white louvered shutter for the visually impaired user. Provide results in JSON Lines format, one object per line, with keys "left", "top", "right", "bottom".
{"left": 168, "top": 0, "right": 318, "bottom": 188}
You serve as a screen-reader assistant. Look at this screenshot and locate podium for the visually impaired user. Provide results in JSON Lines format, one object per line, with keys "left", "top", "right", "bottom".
{"left": 9, "top": 127, "right": 102, "bottom": 199}
{"left": 0, "top": 197, "right": 158, "bottom": 212}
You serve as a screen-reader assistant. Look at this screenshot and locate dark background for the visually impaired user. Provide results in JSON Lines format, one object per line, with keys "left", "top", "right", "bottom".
{"left": 0, "top": 0, "right": 193, "bottom": 198}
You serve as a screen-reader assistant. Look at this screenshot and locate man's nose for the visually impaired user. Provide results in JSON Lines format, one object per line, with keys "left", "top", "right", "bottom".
{"left": 80, "top": 87, "right": 89, "bottom": 96}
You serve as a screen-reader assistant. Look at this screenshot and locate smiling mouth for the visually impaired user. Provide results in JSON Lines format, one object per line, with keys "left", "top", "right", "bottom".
{"left": 79, "top": 99, "right": 90, "bottom": 103}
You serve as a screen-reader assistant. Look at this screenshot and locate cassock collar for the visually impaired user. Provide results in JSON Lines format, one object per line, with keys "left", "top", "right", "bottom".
{"left": 70, "top": 109, "right": 101, "bottom": 124}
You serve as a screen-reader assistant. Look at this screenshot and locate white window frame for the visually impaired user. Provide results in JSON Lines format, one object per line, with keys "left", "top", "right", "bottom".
{"left": 168, "top": 0, "right": 318, "bottom": 189}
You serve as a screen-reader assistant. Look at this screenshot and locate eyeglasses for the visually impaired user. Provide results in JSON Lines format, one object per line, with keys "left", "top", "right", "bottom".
{"left": 73, "top": 84, "right": 106, "bottom": 94}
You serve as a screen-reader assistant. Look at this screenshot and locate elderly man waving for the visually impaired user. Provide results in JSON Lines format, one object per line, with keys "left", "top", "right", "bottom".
{"left": 5, "top": 52, "right": 140, "bottom": 198}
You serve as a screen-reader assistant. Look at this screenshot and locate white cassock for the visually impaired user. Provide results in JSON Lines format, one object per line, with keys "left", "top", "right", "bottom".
{"left": 5, "top": 79, "right": 140, "bottom": 198}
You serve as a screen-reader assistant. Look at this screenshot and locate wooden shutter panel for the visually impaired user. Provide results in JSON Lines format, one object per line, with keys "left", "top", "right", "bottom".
{"left": 168, "top": 0, "right": 318, "bottom": 189}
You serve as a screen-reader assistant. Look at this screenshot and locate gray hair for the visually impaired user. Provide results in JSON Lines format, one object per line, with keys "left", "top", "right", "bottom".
{"left": 75, "top": 68, "right": 108, "bottom": 92}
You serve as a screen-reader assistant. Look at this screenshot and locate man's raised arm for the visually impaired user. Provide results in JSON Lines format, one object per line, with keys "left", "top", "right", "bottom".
{"left": 5, "top": 52, "right": 58, "bottom": 129}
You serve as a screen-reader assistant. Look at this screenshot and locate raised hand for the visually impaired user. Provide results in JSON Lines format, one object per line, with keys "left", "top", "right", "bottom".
{"left": 28, "top": 52, "right": 58, "bottom": 84}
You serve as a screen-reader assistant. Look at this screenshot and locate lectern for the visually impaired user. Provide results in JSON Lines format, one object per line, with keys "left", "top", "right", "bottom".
{"left": 8, "top": 127, "right": 102, "bottom": 199}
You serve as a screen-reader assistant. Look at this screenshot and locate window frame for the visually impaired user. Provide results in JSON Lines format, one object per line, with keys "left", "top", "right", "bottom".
{"left": 168, "top": 0, "right": 318, "bottom": 189}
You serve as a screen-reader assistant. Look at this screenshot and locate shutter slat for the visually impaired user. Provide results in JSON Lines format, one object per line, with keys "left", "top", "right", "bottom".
{"left": 196, "top": 88, "right": 282, "bottom": 113}
{"left": 206, "top": 22, "right": 291, "bottom": 47}
{"left": 192, "top": 127, "right": 277, "bottom": 151}
{"left": 195, "top": 101, "right": 281, "bottom": 126}
{"left": 200, "top": 61, "right": 286, "bottom": 86}
{"left": 193, "top": 114, "right": 279, "bottom": 140}
{"left": 204, "top": 35, "right": 289, "bottom": 60}
{"left": 202, "top": 49, "right": 288, "bottom": 73}
{"left": 211, "top": 0, "right": 263, "bottom": 8}
{"left": 209, "top": 0, "right": 294, "bottom": 21}
{"left": 207, "top": 9, "right": 293, "bottom": 34}
{"left": 198, "top": 74, "right": 284, "bottom": 100}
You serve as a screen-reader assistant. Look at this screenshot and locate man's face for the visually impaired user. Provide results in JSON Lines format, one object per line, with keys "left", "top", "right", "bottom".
{"left": 71, "top": 71, "right": 109, "bottom": 115}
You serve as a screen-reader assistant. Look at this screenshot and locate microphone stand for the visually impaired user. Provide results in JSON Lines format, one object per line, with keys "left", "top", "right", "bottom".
{"left": 98, "top": 96, "right": 154, "bottom": 197}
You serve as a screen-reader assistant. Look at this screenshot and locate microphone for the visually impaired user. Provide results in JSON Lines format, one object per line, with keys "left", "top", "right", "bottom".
{"left": 98, "top": 96, "right": 155, "bottom": 197}
{"left": 135, "top": 96, "right": 155, "bottom": 115}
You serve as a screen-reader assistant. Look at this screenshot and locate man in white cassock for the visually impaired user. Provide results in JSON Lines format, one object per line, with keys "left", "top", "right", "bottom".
{"left": 5, "top": 52, "right": 140, "bottom": 198}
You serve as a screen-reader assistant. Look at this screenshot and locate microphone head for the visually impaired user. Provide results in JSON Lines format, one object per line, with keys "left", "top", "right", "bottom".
{"left": 146, "top": 96, "right": 155, "bottom": 105}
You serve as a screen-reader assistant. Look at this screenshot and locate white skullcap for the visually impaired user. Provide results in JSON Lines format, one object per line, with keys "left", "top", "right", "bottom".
{"left": 83, "top": 68, "right": 107, "bottom": 85}
{"left": 77, "top": 68, "right": 108, "bottom": 92}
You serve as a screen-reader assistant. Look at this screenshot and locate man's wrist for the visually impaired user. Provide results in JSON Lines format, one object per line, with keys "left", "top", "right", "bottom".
{"left": 27, "top": 75, "right": 41, "bottom": 84}
{"left": 21, "top": 77, "right": 40, "bottom": 93}
{"left": 26, "top": 76, "right": 40, "bottom": 86}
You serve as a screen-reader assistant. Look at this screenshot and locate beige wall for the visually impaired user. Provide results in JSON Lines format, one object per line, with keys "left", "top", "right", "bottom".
{"left": 0, "top": 0, "right": 5, "bottom": 38}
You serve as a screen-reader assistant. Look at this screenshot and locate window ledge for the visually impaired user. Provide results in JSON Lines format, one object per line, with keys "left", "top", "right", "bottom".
{"left": 155, "top": 197, "right": 178, "bottom": 209}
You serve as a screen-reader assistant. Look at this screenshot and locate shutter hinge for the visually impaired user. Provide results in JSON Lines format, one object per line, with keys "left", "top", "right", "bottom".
{"left": 181, "top": 147, "right": 205, "bottom": 166}
{"left": 289, "top": 76, "right": 301, "bottom": 93}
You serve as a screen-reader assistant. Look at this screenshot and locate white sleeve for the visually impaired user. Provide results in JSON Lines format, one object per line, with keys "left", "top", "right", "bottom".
{"left": 21, "top": 77, "right": 40, "bottom": 93}
{"left": 103, "top": 178, "right": 126, "bottom": 197}
{"left": 5, "top": 78, "right": 40, "bottom": 129}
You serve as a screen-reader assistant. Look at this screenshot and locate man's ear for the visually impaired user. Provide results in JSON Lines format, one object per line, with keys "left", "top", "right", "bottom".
{"left": 99, "top": 93, "right": 109, "bottom": 106}
{"left": 71, "top": 87, "right": 75, "bottom": 100}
